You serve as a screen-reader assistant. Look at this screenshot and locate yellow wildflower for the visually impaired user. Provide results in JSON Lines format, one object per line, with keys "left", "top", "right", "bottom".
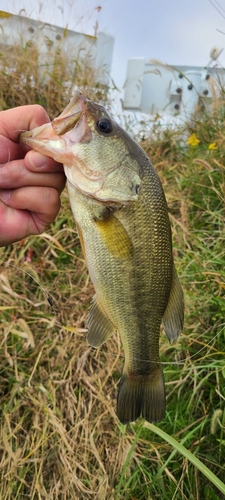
{"left": 186, "top": 133, "right": 200, "bottom": 147}
{"left": 208, "top": 142, "right": 217, "bottom": 150}
{"left": 186, "top": 134, "right": 200, "bottom": 148}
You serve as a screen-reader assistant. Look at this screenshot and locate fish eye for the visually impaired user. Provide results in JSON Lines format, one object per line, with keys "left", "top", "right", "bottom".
{"left": 96, "top": 117, "right": 113, "bottom": 134}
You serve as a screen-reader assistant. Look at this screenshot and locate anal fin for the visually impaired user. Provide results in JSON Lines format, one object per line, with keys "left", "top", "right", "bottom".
{"left": 86, "top": 296, "right": 116, "bottom": 348}
{"left": 162, "top": 264, "right": 184, "bottom": 343}
{"left": 76, "top": 222, "right": 86, "bottom": 260}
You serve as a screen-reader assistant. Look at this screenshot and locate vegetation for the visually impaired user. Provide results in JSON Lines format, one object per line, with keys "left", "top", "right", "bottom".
{"left": 0, "top": 37, "right": 109, "bottom": 117}
{"left": 0, "top": 37, "right": 225, "bottom": 499}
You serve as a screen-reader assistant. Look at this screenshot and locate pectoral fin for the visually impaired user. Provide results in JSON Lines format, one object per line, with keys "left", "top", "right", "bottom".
{"left": 162, "top": 265, "right": 184, "bottom": 343}
{"left": 86, "top": 296, "right": 116, "bottom": 347}
{"left": 95, "top": 214, "right": 133, "bottom": 260}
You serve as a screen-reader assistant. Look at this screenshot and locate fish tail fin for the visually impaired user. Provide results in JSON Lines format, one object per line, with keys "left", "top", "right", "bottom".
{"left": 117, "top": 368, "right": 165, "bottom": 424}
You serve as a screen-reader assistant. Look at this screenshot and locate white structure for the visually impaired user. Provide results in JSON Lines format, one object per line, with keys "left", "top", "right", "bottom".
{"left": 123, "top": 56, "right": 225, "bottom": 120}
{"left": 0, "top": 11, "right": 114, "bottom": 85}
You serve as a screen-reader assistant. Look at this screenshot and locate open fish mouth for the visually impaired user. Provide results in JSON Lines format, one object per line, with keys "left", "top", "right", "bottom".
{"left": 20, "top": 89, "right": 107, "bottom": 196}
{"left": 20, "top": 88, "right": 86, "bottom": 164}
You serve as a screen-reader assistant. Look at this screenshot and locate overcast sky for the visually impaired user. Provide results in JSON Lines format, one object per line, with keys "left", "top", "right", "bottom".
{"left": 2, "top": 0, "right": 225, "bottom": 89}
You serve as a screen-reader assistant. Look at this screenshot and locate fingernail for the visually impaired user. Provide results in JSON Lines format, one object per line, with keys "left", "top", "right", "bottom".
{"left": 28, "top": 152, "right": 48, "bottom": 169}
{"left": 0, "top": 190, "right": 11, "bottom": 201}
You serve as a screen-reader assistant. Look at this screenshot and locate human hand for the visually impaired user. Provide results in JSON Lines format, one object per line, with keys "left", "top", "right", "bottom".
{"left": 0, "top": 105, "right": 66, "bottom": 246}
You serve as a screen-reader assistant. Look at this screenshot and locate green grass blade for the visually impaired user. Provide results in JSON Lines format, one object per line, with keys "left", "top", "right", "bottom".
{"left": 146, "top": 423, "right": 225, "bottom": 496}
{"left": 115, "top": 425, "right": 143, "bottom": 499}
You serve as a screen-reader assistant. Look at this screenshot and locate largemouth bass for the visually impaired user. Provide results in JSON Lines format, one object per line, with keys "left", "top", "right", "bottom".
{"left": 20, "top": 89, "right": 184, "bottom": 424}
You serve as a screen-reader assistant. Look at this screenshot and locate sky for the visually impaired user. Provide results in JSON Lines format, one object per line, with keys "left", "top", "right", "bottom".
{"left": 1, "top": 0, "right": 225, "bottom": 92}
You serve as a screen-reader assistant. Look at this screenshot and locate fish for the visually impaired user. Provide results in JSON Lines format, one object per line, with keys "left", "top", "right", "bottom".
{"left": 20, "top": 89, "right": 184, "bottom": 424}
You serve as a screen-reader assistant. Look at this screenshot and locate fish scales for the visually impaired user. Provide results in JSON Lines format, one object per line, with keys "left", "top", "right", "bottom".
{"left": 20, "top": 89, "right": 184, "bottom": 424}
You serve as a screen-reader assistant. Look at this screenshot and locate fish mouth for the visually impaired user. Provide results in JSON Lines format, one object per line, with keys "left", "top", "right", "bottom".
{"left": 20, "top": 89, "right": 105, "bottom": 194}
{"left": 20, "top": 88, "right": 87, "bottom": 163}
{"left": 52, "top": 88, "right": 86, "bottom": 135}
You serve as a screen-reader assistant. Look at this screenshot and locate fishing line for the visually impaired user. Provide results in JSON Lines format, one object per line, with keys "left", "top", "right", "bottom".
{"left": 1, "top": 262, "right": 54, "bottom": 309}
{"left": 96, "top": 325, "right": 224, "bottom": 367}
{"left": 1, "top": 261, "right": 224, "bottom": 367}
{"left": 108, "top": 325, "right": 224, "bottom": 366}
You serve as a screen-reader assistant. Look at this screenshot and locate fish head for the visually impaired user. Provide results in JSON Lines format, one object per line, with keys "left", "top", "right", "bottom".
{"left": 20, "top": 89, "right": 143, "bottom": 203}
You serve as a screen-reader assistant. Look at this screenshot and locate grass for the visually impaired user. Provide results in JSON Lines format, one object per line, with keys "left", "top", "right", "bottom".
{"left": 0, "top": 36, "right": 225, "bottom": 499}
